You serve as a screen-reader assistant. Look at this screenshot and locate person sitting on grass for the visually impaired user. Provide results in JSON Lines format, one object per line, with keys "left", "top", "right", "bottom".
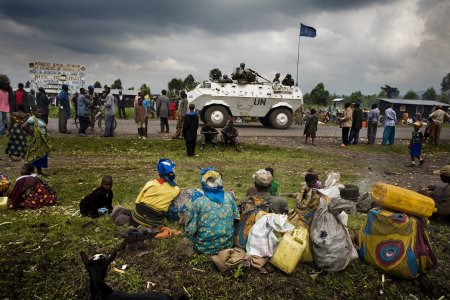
{"left": 221, "top": 119, "right": 241, "bottom": 152}
{"left": 245, "top": 167, "right": 281, "bottom": 197}
{"left": 185, "top": 167, "right": 239, "bottom": 254}
{"left": 420, "top": 165, "right": 450, "bottom": 221}
{"left": 8, "top": 163, "right": 57, "bottom": 210}
{"left": 287, "top": 173, "right": 329, "bottom": 229}
{"left": 200, "top": 121, "right": 219, "bottom": 150}
{"left": 79, "top": 176, "right": 114, "bottom": 218}
{"left": 132, "top": 158, "right": 180, "bottom": 226}
{"left": 236, "top": 169, "right": 288, "bottom": 249}
{"left": 407, "top": 122, "right": 424, "bottom": 167}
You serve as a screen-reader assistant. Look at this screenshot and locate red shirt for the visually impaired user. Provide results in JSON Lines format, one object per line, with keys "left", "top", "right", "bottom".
{"left": 15, "top": 90, "right": 24, "bottom": 105}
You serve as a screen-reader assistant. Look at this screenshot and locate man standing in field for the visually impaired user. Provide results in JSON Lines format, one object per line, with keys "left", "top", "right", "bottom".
{"left": 103, "top": 86, "right": 116, "bottom": 137}
{"left": 173, "top": 90, "right": 188, "bottom": 139}
{"left": 428, "top": 105, "right": 450, "bottom": 144}
{"left": 382, "top": 104, "right": 397, "bottom": 145}
{"left": 56, "top": 84, "right": 71, "bottom": 134}
{"left": 157, "top": 90, "right": 170, "bottom": 133}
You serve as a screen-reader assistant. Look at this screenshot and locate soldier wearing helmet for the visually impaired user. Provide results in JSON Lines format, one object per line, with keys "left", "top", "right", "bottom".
{"left": 273, "top": 73, "right": 281, "bottom": 83}
{"left": 282, "top": 73, "right": 294, "bottom": 87}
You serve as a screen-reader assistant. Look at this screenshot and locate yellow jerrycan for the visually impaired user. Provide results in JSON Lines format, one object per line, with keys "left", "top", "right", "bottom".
{"left": 271, "top": 227, "right": 308, "bottom": 274}
{"left": 371, "top": 182, "right": 436, "bottom": 218}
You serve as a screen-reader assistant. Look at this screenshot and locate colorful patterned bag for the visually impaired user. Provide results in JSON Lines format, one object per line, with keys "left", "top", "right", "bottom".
{"left": 357, "top": 208, "right": 437, "bottom": 279}
{"left": 234, "top": 196, "right": 271, "bottom": 249}
{"left": 24, "top": 182, "right": 57, "bottom": 209}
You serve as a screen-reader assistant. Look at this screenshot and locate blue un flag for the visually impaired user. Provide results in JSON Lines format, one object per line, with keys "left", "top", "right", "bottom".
{"left": 300, "top": 23, "right": 316, "bottom": 37}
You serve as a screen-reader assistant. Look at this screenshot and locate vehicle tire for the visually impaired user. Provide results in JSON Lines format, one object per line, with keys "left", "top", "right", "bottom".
{"left": 269, "top": 108, "right": 292, "bottom": 129}
{"left": 98, "top": 117, "right": 118, "bottom": 131}
{"left": 259, "top": 116, "right": 272, "bottom": 127}
{"left": 204, "top": 105, "right": 229, "bottom": 128}
{"left": 340, "top": 184, "right": 360, "bottom": 200}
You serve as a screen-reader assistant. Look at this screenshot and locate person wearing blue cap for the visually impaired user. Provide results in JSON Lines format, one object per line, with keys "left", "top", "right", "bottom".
{"left": 130, "top": 158, "right": 181, "bottom": 227}
{"left": 348, "top": 101, "right": 363, "bottom": 145}
{"left": 55, "top": 84, "right": 71, "bottom": 134}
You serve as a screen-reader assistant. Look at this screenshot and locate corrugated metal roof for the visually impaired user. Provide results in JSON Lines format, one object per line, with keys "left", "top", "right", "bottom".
{"left": 377, "top": 98, "right": 450, "bottom": 106}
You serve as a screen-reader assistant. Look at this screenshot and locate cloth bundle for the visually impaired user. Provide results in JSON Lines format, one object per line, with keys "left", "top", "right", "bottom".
{"left": 246, "top": 214, "right": 295, "bottom": 258}
{"left": 357, "top": 208, "right": 437, "bottom": 279}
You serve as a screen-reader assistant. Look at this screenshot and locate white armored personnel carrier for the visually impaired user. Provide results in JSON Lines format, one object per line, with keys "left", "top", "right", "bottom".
{"left": 187, "top": 76, "right": 303, "bottom": 129}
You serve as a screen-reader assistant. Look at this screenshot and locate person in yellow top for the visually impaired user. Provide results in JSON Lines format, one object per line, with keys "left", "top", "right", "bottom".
{"left": 131, "top": 158, "right": 181, "bottom": 227}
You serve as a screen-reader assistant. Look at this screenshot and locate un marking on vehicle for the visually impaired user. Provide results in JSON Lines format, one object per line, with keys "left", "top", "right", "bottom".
{"left": 254, "top": 98, "right": 266, "bottom": 105}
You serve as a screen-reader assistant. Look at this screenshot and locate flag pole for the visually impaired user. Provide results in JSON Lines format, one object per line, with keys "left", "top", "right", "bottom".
{"left": 296, "top": 33, "right": 300, "bottom": 87}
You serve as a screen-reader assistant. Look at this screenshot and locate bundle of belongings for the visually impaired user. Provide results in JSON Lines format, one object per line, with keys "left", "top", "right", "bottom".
{"left": 356, "top": 182, "right": 437, "bottom": 279}
{"left": 213, "top": 171, "right": 359, "bottom": 275}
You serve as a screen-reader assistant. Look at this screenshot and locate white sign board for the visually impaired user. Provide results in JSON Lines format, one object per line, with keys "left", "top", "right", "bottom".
{"left": 29, "top": 62, "right": 86, "bottom": 93}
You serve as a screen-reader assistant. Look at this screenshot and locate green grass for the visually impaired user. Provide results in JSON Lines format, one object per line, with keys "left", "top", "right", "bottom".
{"left": 0, "top": 136, "right": 449, "bottom": 299}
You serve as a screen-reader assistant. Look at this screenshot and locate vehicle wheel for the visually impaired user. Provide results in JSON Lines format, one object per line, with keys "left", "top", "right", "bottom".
{"left": 269, "top": 108, "right": 292, "bottom": 129}
{"left": 74, "top": 116, "right": 80, "bottom": 129}
{"left": 204, "top": 105, "right": 229, "bottom": 127}
{"left": 340, "top": 184, "right": 360, "bottom": 200}
{"left": 259, "top": 116, "right": 272, "bottom": 127}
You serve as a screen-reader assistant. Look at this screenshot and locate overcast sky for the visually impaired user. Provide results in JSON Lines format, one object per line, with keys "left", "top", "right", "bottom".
{"left": 1, "top": 0, "right": 449, "bottom": 96}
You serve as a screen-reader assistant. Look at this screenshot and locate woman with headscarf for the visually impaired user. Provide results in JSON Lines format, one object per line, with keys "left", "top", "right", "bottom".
{"left": 22, "top": 108, "right": 50, "bottom": 175}
{"left": 130, "top": 158, "right": 180, "bottom": 227}
{"left": 185, "top": 167, "right": 240, "bottom": 254}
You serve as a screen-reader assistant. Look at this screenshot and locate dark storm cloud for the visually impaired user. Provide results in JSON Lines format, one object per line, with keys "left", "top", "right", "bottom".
{"left": 0, "top": 0, "right": 400, "bottom": 45}
{"left": 1, "top": 0, "right": 447, "bottom": 95}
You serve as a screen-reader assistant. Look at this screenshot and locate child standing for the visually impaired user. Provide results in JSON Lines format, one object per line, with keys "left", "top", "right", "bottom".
{"left": 80, "top": 176, "right": 114, "bottom": 218}
{"left": 407, "top": 122, "right": 424, "bottom": 167}
{"left": 304, "top": 108, "right": 319, "bottom": 145}
{"left": 134, "top": 95, "right": 147, "bottom": 139}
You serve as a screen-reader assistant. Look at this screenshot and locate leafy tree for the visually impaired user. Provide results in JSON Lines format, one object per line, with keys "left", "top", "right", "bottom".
{"left": 303, "top": 92, "right": 312, "bottom": 105}
{"left": 403, "top": 90, "right": 419, "bottom": 100}
{"left": 167, "top": 78, "right": 183, "bottom": 94}
{"left": 422, "top": 87, "right": 437, "bottom": 100}
{"left": 441, "top": 73, "right": 450, "bottom": 92}
{"left": 348, "top": 90, "right": 363, "bottom": 103}
{"left": 128, "top": 87, "right": 134, "bottom": 90}
{"left": 25, "top": 81, "right": 31, "bottom": 88}
{"left": 183, "top": 74, "right": 196, "bottom": 91}
{"left": 139, "top": 83, "right": 151, "bottom": 96}
{"left": 310, "top": 83, "right": 330, "bottom": 106}
{"left": 94, "top": 81, "right": 102, "bottom": 88}
{"left": 209, "top": 68, "right": 222, "bottom": 81}
{"left": 440, "top": 92, "right": 449, "bottom": 104}
{"left": 380, "top": 85, "right": 399, "bottom": 98}
{"left": 111, "top": 78, "right": 123, "bottom": 89}
{"left": 377, "top": 90, "right": 387, "bottom": 98}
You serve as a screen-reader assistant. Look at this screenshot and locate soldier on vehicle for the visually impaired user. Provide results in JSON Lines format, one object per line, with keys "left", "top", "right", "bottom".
{"left": 273, "top": 73, "right": 281, "bottom": 83}
{"left": 282, "top": 74, "right": 294, "bottom": 87}
{"left": 231, "top": 63, "right": 246, "bottom": 80}
{"left": 219, "top": 74, "right": 233, "bottom": 83}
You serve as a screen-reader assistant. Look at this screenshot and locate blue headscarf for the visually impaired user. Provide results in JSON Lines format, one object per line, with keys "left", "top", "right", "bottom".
{"left": 157, "top": 158, "right": 176, "bottom": 186}
{"left": 199, "top": 167, "right": 224, "bottom": 204}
